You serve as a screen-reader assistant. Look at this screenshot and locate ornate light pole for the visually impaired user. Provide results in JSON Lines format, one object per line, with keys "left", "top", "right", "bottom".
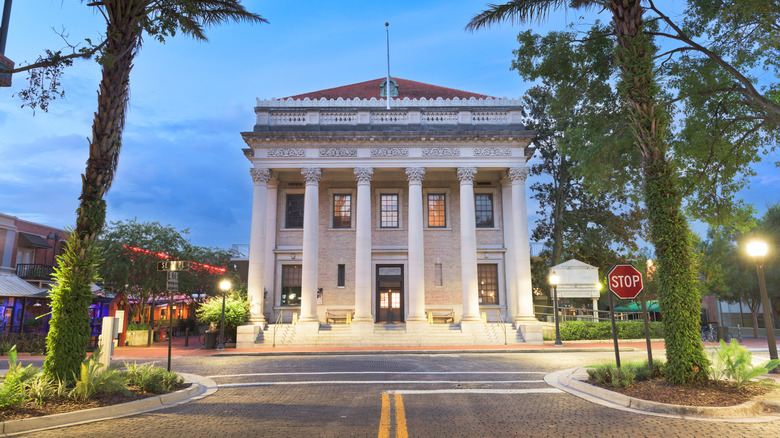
{"left": 550, "top": 271, "right": 562, "bottom": 346}
{"left": 746, "top": 240, "right": 778, "bottom": 371}
{"left": 217, "top": 279, "right": 231, "bottom": 350}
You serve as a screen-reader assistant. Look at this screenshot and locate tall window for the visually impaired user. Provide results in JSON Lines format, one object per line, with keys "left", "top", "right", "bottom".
{"left": 337, "top": 264, "right": 346, "bottom": 287}
{"left": 281, "top": 265, "right": 302, "bottom": 306}
{"left": 380, "top": 194, "right": 399, "bottom": 228}
{"left": 333, "top": 194, "right": 352, "bottom": 228}
{"left": 427, "top": 194, "right": 446, "bottom": 228}
{"left": 475, "top": 194, "right": 494, "bottom": 228}
{"left": 478, "top": 264, "right": 499, "bottom": 304}
{"left": 285, "top": 194, "right": 304, "bottom": 228}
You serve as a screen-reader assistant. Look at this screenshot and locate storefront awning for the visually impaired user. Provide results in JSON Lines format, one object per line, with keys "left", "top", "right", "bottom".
{"left": 18, "top": 232, "right": 52, "bottom": 248}
{"left": 0, "top": 273, "right": 47, "bottom": 297}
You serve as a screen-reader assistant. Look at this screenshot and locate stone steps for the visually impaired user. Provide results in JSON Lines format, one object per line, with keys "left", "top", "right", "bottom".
{"left": 244, "top": 322, "right": 528, "bottom": 347}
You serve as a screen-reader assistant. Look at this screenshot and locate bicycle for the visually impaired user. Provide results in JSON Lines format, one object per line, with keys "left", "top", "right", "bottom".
{"left": 701, "top": 325, "right": 716, "bottom": 343}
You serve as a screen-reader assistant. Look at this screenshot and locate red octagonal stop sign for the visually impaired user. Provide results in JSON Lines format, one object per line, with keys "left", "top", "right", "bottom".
{"left": 607, "top": 264, "right": 644, "bottom": 300}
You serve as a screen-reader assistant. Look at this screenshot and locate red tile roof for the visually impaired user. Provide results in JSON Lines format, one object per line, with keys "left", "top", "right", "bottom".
{"left": 282, "top": 78, "right": 492, "bottom": 100}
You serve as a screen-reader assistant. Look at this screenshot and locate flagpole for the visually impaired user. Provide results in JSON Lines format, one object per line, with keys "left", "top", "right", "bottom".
{"left": 385, "top": 22, "right": 391, "bottom": 110}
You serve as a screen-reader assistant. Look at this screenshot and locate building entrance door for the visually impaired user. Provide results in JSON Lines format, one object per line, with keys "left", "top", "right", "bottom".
{"left": 376, "top": 265, "right": 403, "bottom": 323}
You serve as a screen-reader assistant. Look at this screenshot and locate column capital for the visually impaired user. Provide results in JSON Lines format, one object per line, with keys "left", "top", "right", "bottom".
{"left": 457, "top": 167, "right": 477, "bottom": 183}
{"left": 250, "top": 168, "right": 271, "bottom": 184}
{"left": 354, "top": 167, "right": 374, "bottom": 184}
{"left": 507, "top": 167, "right": 530, "bottom": 183}
{"left": 405, "top": 167, "right": 425, "bottom": 183}
{"left": 301, "top": 168, "right": 322, "bottom": 185}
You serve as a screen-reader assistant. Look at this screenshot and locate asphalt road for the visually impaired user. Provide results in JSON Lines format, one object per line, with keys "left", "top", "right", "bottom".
{"left": 12, "top": 351, "right": 780, "bottom": 437}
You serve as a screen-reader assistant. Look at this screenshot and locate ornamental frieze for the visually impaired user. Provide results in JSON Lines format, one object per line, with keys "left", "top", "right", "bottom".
{"left": 320, "top": 147, "right": 357, "bottom": 157}
{"left": 473, "top": 147, "right": 511, "bottom": 157}
{"left": 371, "top": 147, "right": 408, "bottom": 157}
{"left": 268, "top": 148, "right": 306, "bottom": 157}
{"left": 422, "top": 147, "right": 460, "bottom": 157}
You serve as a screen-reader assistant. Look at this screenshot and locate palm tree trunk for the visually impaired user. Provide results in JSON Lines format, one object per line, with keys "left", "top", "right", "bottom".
{"left": 44, "top": 6, "right": 141, "bottom": 381}
{"left": 608, "top": 0, "right": 708, "bottom": 384}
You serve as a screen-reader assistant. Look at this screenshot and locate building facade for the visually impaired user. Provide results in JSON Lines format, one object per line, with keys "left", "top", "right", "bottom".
{"left": 238, "top": 78, "right": 541, "bottom": 343}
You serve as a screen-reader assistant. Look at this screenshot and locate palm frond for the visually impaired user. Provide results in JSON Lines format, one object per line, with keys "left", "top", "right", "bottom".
{"left": 466, "top": 0, "right": 595, "bottom": 31}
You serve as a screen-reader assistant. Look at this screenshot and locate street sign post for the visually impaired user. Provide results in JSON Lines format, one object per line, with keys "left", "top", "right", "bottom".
{"left": 607, "top": 264, "right": 652, "bottom": 373}
{"left": 167, "top": 272, "right": 179, "bottom": 292}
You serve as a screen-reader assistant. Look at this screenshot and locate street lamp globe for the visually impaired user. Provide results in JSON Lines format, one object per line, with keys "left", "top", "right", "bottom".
{"left": 549, "top": 271, "right": 562, "bottom": 346}
{"left": 219, "top": 279, "right": 232, "bottom": 292}
{"left": 747, "top": 240, "right": 768, "bottom": 258}
{"left": 549, "top": 272, "right": 560, "bottom": 286}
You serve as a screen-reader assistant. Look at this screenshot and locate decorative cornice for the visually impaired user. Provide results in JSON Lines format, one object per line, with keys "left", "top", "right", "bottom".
{"left": 301, "top": 168, "right": 322, "bottom": 184}
{"left": 257, "top": 96, "right": 522, "bottom": 108}
{"left": 371, "top": 147, "right": 408, "bottom": 157}
{"left": 422, "top": 147, "right": 460, "bottom": 157}
{"left": 354, "top": 167, "right": 374, "bottom": 183}
{"left": 457, "top": 167, "right": 477, "bottom": 183}
{"left": 507, "top": 167, "right": 530, "bottom": 183}
{"left": 405, "top": 167, "right": 426, "bottom": 183}
{"left": 320, "top": 147, "right": 357, "bottom": 157}
{"left": 474, "top": 147, "right": 511, "bottom": 157}
{"left": 250, "top": 168, "right": 271, "bottom": 184}
{"left": 268, "top": 147, "right": 305, "bottom": 157}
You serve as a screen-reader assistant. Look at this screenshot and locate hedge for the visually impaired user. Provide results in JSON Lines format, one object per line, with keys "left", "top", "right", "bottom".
{"left": 558, "top": 321, "right": 664, "bottom": 341}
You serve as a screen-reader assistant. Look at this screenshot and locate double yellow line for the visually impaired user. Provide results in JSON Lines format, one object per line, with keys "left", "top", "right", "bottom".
{"left": 378, "top": 393, "right": 408, "bottom": 438}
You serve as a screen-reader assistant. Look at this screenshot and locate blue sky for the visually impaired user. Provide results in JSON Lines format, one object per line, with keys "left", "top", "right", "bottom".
{"left": 0, "top": 1, "right": 778, "bottom": 250}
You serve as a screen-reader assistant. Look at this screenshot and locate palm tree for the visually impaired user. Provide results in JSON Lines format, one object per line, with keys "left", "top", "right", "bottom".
{"left": 44, "top": 0, "right": 266, "bottom": 382}
{"left": 467, "top": 0, "right": 709, "bottom": 384}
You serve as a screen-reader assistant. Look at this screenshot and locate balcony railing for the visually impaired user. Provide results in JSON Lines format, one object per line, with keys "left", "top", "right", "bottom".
{"left": 16, "top": 264, "right": 55, "bottom": 281}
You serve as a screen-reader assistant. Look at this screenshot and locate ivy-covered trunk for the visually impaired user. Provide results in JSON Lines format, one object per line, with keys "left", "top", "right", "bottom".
{"left": 608, "top": 0, "right": 708, "bottom": 384}
{"left": 44, "top": 8, "right": 141, "bottom": 381}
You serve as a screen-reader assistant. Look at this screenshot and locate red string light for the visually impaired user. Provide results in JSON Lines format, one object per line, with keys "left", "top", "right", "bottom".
{"left": 122, "top": 245, "right": 227, "bottom": 274}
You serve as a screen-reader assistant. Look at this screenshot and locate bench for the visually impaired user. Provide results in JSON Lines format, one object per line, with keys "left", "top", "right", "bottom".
{"left": 326, "top": 310, "right": 353, "bottom": 324}
{"left": 426, "top": 309, "right": 455, "bottom": 324}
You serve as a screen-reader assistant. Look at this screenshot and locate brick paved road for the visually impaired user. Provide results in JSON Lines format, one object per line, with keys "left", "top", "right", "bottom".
{"left": 17, "top": 351, "right": 780, "bottom": 437}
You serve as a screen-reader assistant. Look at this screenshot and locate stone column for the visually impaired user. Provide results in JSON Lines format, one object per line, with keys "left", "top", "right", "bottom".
{"left": 406, "top": 167, "right": 427, "bottom": 325}
{"left": 457, "top": 167, "right": 481, "bottom": 323}
{"left": 299, "top": 168, "right": 321, "bottom": 325}
{"left": 593, "top": 298, "right": 599, "bottom": 321}
{"left": 507, "top": 167, "right": 534, "bottom": 322}
{"left": 500, "top": 178, "right": 518, "bottom": 322}
{"left": 507, "top": 166, "right": 542, "bottom": 343}
{"left": 247, "top": 168, "right": 270, "bottom": 324}
{"left": 263, "top": 178, "right": 278, "bottom": 319}
{"left": 353, "top": 167, "right": 374, "bottom": 326}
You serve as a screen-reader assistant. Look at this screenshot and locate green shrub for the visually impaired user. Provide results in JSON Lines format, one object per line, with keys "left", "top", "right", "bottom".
{"left": 559, "top": 321, "right": 664, "bottom": 341}
{"left": 711, "top": 339, "right": 779, "bottom": 387}
{"left": 70, "top": 347, "right": 128, "bottom": 401}
{"left": 196, "top": 295, "right": 249, "bottom": 336}
{"left": 127, "top": 322, "right": 151, "bottom": 331}
{"left": 124, "top": 362, "right": 183, "bottom": 394}
{"left": 0, "top": 347, "right": 27, "bottom": 407}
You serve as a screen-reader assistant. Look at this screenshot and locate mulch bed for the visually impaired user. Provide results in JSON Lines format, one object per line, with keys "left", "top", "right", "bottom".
{"left": 0, "top": 383, "right": 190, "bottom": 422}
{"left": 592, "top": 378, "right": 774, "bottom": 407}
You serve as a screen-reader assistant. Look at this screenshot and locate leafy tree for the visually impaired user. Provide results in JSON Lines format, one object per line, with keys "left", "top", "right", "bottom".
{"left": 468, "top": 0, "right": 716, "bottom": 383}
{"left": 196, "top": 291, "right": 249, "bottom": 339}
{"left": 698, "top": 205, "right": 780, "bottom": 337}
{"left": 516, "top": 28, "right": 644, "bottom": 270}
{"left": 40, "top": 1, "right": 266, "bottom": 382}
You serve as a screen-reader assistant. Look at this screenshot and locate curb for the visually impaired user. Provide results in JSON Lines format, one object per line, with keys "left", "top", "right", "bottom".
{"left": 213, "top": 347, "right": 638, "bottom": 357}
{"left": 1, "top": 373, "right": 217, "bottom": 436}
{"left": 545, "top": 367, "right": 780, "bottom": 422}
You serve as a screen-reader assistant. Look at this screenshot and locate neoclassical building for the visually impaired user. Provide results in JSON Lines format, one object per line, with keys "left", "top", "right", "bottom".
{"left": 237, "top": 78, "right": 541, "bottom": 346}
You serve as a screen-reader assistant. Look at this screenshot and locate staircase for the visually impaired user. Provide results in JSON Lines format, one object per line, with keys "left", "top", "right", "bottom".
{"left": 249, "top": 322, "right": 529, "bottom": 348}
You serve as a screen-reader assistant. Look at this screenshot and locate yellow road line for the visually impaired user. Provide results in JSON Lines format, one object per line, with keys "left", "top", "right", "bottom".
{"left": 394, "top": 394, "right": 408, "bottom": 438}
{"left": 378, "top": 393, "right": 391, "bottom": 438}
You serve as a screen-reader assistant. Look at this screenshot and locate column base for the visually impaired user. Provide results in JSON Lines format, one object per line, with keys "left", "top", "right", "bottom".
{"left": 405, "top": 320, "right": 428, "bottom": 333}
{"left": 248, "top": 316, "right": 267, "bottom": 325}
{"left": 296, "top": 320, "right": 320, "bottom": 334}
{"left": 516, "top": 321, "right": 543, "bottom": 344}
{"left": 351, "top": 320, "right": 374, "bottom": 333}
{"left": 513, "top": 315, "right": 538, "bottom": 323}
{"left": 236, "top": 324, "right": 263, "bottom": 349}
{"left": 459, "top": 319, "right": 483, "bottom": 333}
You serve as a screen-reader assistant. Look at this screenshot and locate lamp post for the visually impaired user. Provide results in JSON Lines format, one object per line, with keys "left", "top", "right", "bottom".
{"left": 747, "top": 240, "right": 778, "bottom": 371}
{"left": 217, "top": 279, "right": 231, "bottom": 350}
{"left": 550, "top": 271, "right": 562, "bottom": 346}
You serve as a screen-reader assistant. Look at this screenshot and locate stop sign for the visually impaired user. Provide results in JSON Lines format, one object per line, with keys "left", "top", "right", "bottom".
{"left": 607, "top": 264, "right": 644, "bottom": 300}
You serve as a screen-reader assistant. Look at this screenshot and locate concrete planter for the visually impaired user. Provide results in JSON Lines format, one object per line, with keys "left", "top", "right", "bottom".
{"left": 126, "top": 330, "right": 151, "bottom": 346}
